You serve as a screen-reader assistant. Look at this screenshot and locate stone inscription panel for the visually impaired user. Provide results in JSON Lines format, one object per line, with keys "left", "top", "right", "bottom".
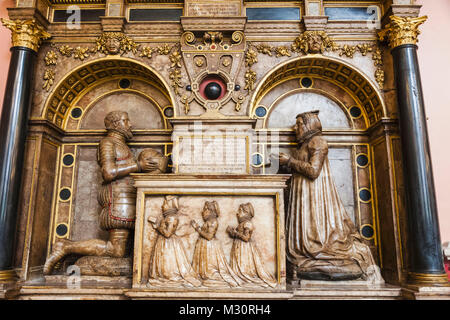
{"left": 186, "top": 0, "right": 241, "bottom": 16}
{"left": 176, "top": 135, "right": 249, "bottom": 174}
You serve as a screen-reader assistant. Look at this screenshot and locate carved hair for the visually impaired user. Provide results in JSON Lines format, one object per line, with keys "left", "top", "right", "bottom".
{"left": 239, "top": 203, "right": 255, "bottom": 220}
{"left": 203, "top": 200, "right": 220, "bottom": 218}
{"left": 104, "top": 111, "right": 128, "bottom": 130}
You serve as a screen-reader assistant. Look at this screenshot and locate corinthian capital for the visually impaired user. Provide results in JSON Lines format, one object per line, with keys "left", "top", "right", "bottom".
{"left": 1, "top": 19, "right": 51, "bottom": 52}
{"left": 378, "top": 15, "right": 427, "bottom": 49}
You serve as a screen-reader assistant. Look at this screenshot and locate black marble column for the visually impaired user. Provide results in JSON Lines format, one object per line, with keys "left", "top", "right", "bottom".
{"left": 392, "top": 44, "right": 447, "bottom": 283}
{"left": 0, "top": 46, "right": 37, "bottom": 273}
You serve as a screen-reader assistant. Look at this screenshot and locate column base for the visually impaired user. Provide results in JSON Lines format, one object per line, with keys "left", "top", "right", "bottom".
{"left": 407, "top": 272, "right": 449, "bottom": 286}
{"left": 0, "top": 270, "right": 17, "bottom": 282}
{"left": 0, "top": 270, "right": 19, "bottom": 300}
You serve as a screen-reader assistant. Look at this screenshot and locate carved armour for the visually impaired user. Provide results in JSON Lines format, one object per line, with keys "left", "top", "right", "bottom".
{"left": 97, "top": 132, "right": 138, "bottom": 230}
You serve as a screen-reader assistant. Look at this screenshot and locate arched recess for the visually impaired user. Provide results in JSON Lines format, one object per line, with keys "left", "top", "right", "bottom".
{"left": 249, "top": 55, "right": 386, "bottom": 130}
{"left": 41, "top": 56, "right": 176, "bottom": 131}
{"left": 38, "top": 57, "right": 177, "bottom": 258}
{"left": 249, "top": 55, "right": 388, "bottom": 271}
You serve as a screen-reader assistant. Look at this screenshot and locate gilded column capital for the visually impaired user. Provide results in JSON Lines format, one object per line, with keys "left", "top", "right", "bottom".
{"left": 378, "top": 15, "right": 427, "bottom": 49}
{"left": 1, "top": 19, "right": 51, "bottom": 52}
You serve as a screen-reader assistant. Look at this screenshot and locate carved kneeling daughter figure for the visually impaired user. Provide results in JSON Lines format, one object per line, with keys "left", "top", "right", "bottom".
{"left": 147, "top": 196, "right": 201, "bottom": 288}
{"left": 191, "top": 201, "right": 242, "bottom": 288}
{"left": 227, "top": 203, "right": 277, "bottom": 288}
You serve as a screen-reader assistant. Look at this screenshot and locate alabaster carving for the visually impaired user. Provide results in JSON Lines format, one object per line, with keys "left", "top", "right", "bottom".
{"left": 147, "top": 196, "right": 202, "bottom": 288}
{"left": 44, "top": 111, "right": 167, "bottom": 275}
{"left": 227, "top": 203, "right": 277, "bottom": 288}
{"left": 278, "top": 111, "right": 383, "bottom": 283}
{"left": 191, "top": 201, "right": 243, "bottom": 288}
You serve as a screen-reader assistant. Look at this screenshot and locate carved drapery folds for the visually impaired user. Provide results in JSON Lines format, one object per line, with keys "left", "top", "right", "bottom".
{"left": 378, "top": 15, "right": 428, "bottom": 49}
{"left": 1, "top": 19, "right": 50, "bottom": 52}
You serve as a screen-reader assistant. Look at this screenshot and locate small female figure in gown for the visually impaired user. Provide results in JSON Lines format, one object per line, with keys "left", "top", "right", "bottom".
{"left": 148, "top": 196, "right": 201, "bottom": 288}
{"left": 227, "top": 203, "right": 277, "bottom": 288}
{"left": 278, "top": 110, "right": 383, "bottom": 283}
{"left": 191, "top": 201, "right": 242, "bottom": 288}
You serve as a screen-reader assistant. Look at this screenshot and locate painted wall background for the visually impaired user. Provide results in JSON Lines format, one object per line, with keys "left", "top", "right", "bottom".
{"left": 0, "top": 1, "right": 448, "bottom": 242}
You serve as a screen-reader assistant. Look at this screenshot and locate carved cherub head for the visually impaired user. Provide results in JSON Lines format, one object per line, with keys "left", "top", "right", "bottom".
{"left": 96, "top": 32, "right": 137, "bottom": 55}
{"left": 104, "top": 111, "right": 133, "bottom": 139}
{"left": 292, "top": 31, "right": 337, "bottom": 55}
{"left": 294, "top": 110, "right": 322, "bottom": 143}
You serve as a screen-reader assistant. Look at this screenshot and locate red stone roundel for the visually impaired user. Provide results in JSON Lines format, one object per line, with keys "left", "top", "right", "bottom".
{"left": 198, "top": 75, "right": 227, "bottom": 101}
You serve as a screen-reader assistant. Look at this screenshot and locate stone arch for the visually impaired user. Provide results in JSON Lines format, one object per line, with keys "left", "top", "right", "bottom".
{"left": 249, "top": 55, "right": 386, "bottom": 130}
{"left": 41, "top": 56, "right": 175, "bottom": 131}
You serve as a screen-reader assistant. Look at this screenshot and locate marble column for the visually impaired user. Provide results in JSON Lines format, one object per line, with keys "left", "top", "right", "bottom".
{"left": 379, "top": 16, "right": 448, "bottom": 285}
{"left": 0, "top": 19, "right": 50, "bottom": 282}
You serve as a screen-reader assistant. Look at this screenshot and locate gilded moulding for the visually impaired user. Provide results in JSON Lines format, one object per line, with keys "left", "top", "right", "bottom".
{"left": 378, "top": 15, "right": 428, "bottom": 49}
{"left": 244, "top": 30, "right": 386, "bottom": 93}
{"left": 1, "top": 19, "right": 51, "bottom": 52}
{"left": 41, "top": 31, "right": 180, "bottom": 93}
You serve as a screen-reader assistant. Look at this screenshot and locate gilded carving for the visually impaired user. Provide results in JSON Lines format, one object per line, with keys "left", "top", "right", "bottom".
{"left": 222, "top": 57, "right": 231, "bottom": 67}
{"left": 278, "top": 111, "right": 383, "bottom": 283}
{"left": 169, "top": 50, "right": 182, "bottom": 69}
{"left": 58, "top": 45, "right": 73, "bottom": 57}
{"left": 291, "top": 31, "right": 338, "bottom": 55}
{"left": 44, "top": 111, "right": 168, "bottom": 276}
{"left": 139, "top": 46, "right": 154, "bottom": 59}
{"left": 43, "top": 69, "right": 55, "bottom": 92}
{"left": 337, "top": 44, "right": 357, "bottom": 58}
{"left": 95, "top": 32, "right": 139, "bottom": 55}
{"left": 195, "top": 57, "right": 205, "bottom": 67}
{"left": 157, "top": 43, "right": 172, "bottom": 55}
{"left": 202, "top": 31, "right": 223, "bottom": 47}
{"left": 245, "top": 47, "right": 258, "bottom": 67}
{"left": 275, "top": 46, "right": 291, "bottom": 58}
{"left": 44, "top": 51, "right": 58, "bottom": 66}
{"left": 73, "top": 46, "right": 90, "bottom": 61}
{"left": 255, "top": 44, "right": 274, "bottom": 56}
{"left": 227, "top": 203, "right": 277, "bottom": 288}
{"left": 169, "top": 68, "right": 183, "bottom": 96}
{"left": 378, "top": 15, "right": 428, "bottom": 49}
{"left": 244, "top": 69, "right": 256, "bottom": 91}
{"left": 1, "top": 19, "right": 50, "bottom": 52}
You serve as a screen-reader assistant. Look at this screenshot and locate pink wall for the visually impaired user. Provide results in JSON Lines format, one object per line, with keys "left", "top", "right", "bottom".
{"left": 416, "top": 0, "right": 450, "bottom": 243}
{"left": 0, "top": 1, "right": 448, "bottom": 242}
{"left": 0, "top": 0, "right": 13, "bottom": 112}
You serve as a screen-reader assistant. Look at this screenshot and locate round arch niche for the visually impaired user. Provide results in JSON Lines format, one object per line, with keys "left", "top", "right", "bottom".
{"left": 266, "top": 89, "right": 351, "bottom": 130}
{"left": 42, "top": 57, "right": 175, "bottom": 131}
{"left": 249, "top": 55, "right": 386, "bottom": 131}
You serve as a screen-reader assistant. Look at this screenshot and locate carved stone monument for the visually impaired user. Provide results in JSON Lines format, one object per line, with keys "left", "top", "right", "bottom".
{"left": 279, "top": 111, "right": 383, "bottom": 283}
{"left": 43, "top": 111, "right": 168, "bottom": 277}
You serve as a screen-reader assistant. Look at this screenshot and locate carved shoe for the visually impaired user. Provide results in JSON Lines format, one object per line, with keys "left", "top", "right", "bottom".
{"left": 43, "top": 240, "right": 70, "bottom": 275}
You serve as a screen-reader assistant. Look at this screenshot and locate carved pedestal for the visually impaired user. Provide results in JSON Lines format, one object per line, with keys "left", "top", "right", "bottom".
{"left": 127, "top": 174, "right": 289, "bottom": 299}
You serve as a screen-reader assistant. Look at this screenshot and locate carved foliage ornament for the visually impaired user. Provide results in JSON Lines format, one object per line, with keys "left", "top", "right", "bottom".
{"left": 1, "top": 19, "right": 51, "bottom": 52}
{"left": 378, "top": 15, "right": 428, "bottom": 49}
{"left": 244, "top": 30, "right": 385, "bottom": 93}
